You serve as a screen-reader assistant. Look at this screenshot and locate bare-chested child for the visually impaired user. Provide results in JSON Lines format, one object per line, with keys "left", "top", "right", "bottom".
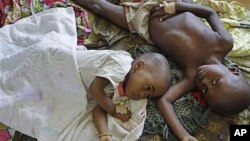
{"left": 73, "top": 0, "right": 250, "bottom": 141}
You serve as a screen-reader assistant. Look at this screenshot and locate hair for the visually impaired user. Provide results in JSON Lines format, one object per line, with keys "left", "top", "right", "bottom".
{"left": 210, "top": 75, "right": 250, "bottom": 115}
{"left": 136, "top": 52, "right": 171, "bottom": 88}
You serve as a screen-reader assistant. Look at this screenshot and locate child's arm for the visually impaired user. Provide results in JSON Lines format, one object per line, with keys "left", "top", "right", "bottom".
{"left": 92, "top": 105, "right": 112, "bottom": 141}
{"left": 89, "top": 76, "right": 131, "bottom": 122}
{"left": 151, "top": 2, "right": 233, "bottom": 49}
{"left": 89, "top": 76, "right": 116, "bottom": 115}
{"left": 174, "top": 2, "right": 233, "bottom": 47}
{"left": 157, "top": 78, "right": 198, "bottom": 141}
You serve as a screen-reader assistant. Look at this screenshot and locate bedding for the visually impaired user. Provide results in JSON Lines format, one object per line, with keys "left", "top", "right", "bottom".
{"left": 84, "top": 1, "right": 250, "bottom": 139}
{"left": 0, "top": 7, "right": 85, "bottom": 140}
{"left": 0, "top": 0, "right": 249, "bottom": 141}
{"left": 0, "top": 6, "right": 148, "bottom": 141}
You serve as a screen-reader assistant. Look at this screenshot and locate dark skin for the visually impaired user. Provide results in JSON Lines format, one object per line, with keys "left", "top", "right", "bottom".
{"left": 149, "top": 3, "right": 233, "bottom": 140}
{"left": 73, "top": 1, "right": 246, "bottom": 141}
{"left": 89, "top": 54, "right": 168, "bottom": 141}
{"left": 89, "top": 76, "right": 131, "bottom": 141}
{"left": 92, "top": 105, "right": 112, "bottom": 141}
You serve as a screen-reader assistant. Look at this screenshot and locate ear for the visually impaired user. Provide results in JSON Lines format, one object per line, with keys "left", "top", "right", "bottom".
{"left": 134, "top": 61, "right": 144, "bottom": 71}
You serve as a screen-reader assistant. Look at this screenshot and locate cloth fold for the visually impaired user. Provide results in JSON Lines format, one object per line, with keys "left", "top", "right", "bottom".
{"left": 0, "top": 7, "right": 146, "bottom": 141}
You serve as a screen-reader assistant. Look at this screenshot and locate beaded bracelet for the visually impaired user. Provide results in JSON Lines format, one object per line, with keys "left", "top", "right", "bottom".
{"left": 98, "top": 133, "right": 112, "bottom": 138}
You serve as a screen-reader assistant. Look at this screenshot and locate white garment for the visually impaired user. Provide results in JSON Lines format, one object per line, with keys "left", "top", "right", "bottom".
{"left": 68, "top": 48, "right": 147, "bottom": 141}
{"left": 0, "top": 7, "right": 147, "bottom": 141}
{"left": 76, "top": 49, "right": 132, "bottom": 92}
{"left": 0, "top": 7, "right": 86, "bottom": 141}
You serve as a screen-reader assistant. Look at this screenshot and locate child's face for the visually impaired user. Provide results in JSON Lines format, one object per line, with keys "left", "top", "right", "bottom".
{"left": 196, "top": 64, "right": 240, "bottom": 107}
{"left": 123, "top": 63, "right": 168, "bottom": 100}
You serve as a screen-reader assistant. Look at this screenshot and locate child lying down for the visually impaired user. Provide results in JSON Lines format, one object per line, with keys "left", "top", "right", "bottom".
{"left": 0, "top": 7, "right": 171, "bottom": 141}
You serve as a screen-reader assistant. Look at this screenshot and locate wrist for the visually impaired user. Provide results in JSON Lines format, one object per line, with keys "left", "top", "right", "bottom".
{"left": 180, "top": 132, "right": 191, "bottom": 141}
{"left": 109, "top": 106, "right": 116, "bottom": 116}
{"left": 99, "top": 132, "right": 112, "bottom": 138}
{"left": 160, "top": 1, "right": 176, "bottom": 14}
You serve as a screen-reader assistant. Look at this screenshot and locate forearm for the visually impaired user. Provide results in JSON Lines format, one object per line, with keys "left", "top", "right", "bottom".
{"left": 92, "top": 105, "right": 110, "bottom": 135}
{"left": 157, "top": 99, "right": 190, "bottom": 140}
{"left": 175, "top": 2, "right": 215, "bottom": 18}
{"left": 98, "top": 95, "right": 116, "bottom": 115}
{"left": 156, "top": 79, "right": 196, "bottom": 140}
{"left": 91, "top": 90, "right": 116, "bottom": 115}
{"left": 89, "top": 76, "right": 116, "bottom": 115}
{"left": 175, "top": 2, "right": 232, "bottom": 43}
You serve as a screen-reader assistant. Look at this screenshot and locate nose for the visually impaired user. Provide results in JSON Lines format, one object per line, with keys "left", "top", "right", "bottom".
{"left": 200, "top": 77, "right": 216, "bottom": 90}
{"left": 201, "top": 77, "right": 213, "bottom": 88}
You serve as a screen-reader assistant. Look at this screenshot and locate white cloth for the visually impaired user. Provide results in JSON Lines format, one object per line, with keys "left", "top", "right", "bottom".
{"left": 0, "top": 7, "right": 147, "bottom": 141}
{"left": 72, "top": 49, "right": 147, "bottom": 141}
{"left": 0, "top": 7, "right": 86, "bottom": 140}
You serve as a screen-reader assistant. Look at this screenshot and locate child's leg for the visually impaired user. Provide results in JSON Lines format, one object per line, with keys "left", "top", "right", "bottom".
{"left": 74, "top": 0, "right": 128, "bottom": 30}
{"left": 182, "top": 0, "right": 193, "bottom": 3}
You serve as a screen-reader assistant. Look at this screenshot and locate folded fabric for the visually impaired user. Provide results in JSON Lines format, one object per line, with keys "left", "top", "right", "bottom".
{"left": 0, "top": 7, "right": 147, "bottom": 141}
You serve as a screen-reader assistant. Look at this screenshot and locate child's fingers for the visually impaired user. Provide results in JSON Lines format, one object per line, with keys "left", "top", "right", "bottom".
{"left": 123, "top": 114, "right": 131, "bottom": 122}
{"left": 150, "top": 6, "right": 161, "bottom": 15}
{"left": 160, "top": 14, "right": 174, "bottom": 21}
{"left": 127, "top": 108, "right": 131, "bottom": 115}
{"left": 150, "top": 7, "right": 164, "bottom": 19}
{"left": 120, "top": 113, "right": 131, "bottom": 122}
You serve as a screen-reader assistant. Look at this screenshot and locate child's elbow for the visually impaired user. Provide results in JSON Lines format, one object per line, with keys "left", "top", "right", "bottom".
{"left": 221, "top": 35, "right": 234, "bottom": 52}
{"left": 227, "top": 36, "right": 233, "bottom": 51}
{"left": 156, "top": 95, "right": 173, "bottom": 108}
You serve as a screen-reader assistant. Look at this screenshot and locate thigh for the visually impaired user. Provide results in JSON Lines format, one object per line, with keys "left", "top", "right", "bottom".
{"left": 74, "top": 0, "right": 128, "bottom": 30}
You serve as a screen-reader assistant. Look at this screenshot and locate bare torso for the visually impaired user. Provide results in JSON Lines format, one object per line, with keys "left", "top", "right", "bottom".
{"left": 149, "top": 12, "right": 227, "bottom": 73}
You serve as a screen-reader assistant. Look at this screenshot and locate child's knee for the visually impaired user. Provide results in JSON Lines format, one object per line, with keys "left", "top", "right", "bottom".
{"left": 181, "top": 0, "right": 193, "bottom": 3}
{"left": 89, "top": 4, "right": 103, "bottom": 14}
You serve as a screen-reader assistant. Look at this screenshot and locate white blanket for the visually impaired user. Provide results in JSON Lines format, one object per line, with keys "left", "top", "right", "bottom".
{"left": 0, "top": 7, "right": 146, "bottom": 141}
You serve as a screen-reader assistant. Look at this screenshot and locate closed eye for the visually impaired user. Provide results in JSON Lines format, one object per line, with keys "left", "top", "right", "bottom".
{"left": 144, "top": 84, "right": 153, "bottom": 98}
{"left": 145, "top": 85, "right": 151, "bottom": 91}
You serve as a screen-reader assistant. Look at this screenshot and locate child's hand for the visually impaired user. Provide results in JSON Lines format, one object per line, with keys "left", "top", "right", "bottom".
{"left": 99, "top": 135, "right": 112, "bottom": 141}
{"left": 150, "top": 6, "right": 174, "bottom": 21}
{"left": 182, "top": 135, "right": 198, "bottom": 141}
{"left": 113, "top": 108, "right": 131, "bottom": 122}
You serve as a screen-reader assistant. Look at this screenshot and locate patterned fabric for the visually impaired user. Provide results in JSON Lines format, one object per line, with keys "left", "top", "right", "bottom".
{"left": 130, "top": 48, "right": 208, "bottom": 141}
{"left": 0, "top": 0, "right": 91, "bottom": 45}
{"left": 88, "top": 1, "right": 250, "bottom": 140}
{"left": 73, "top": 0, "right": 209, "bottom": 140}
{"left": 1, "top": 0, "right": 249, "bottom": 141}
{"left": 12, "top": 131, "right": 36, "bottom": 141}
{"left": 0, "top": 122, "right": 12, "bottom": 141}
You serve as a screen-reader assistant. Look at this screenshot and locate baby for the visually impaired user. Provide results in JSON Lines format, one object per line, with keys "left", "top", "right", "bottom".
{"left": 76, "top": 49, "right": 170, "bottom": 140}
